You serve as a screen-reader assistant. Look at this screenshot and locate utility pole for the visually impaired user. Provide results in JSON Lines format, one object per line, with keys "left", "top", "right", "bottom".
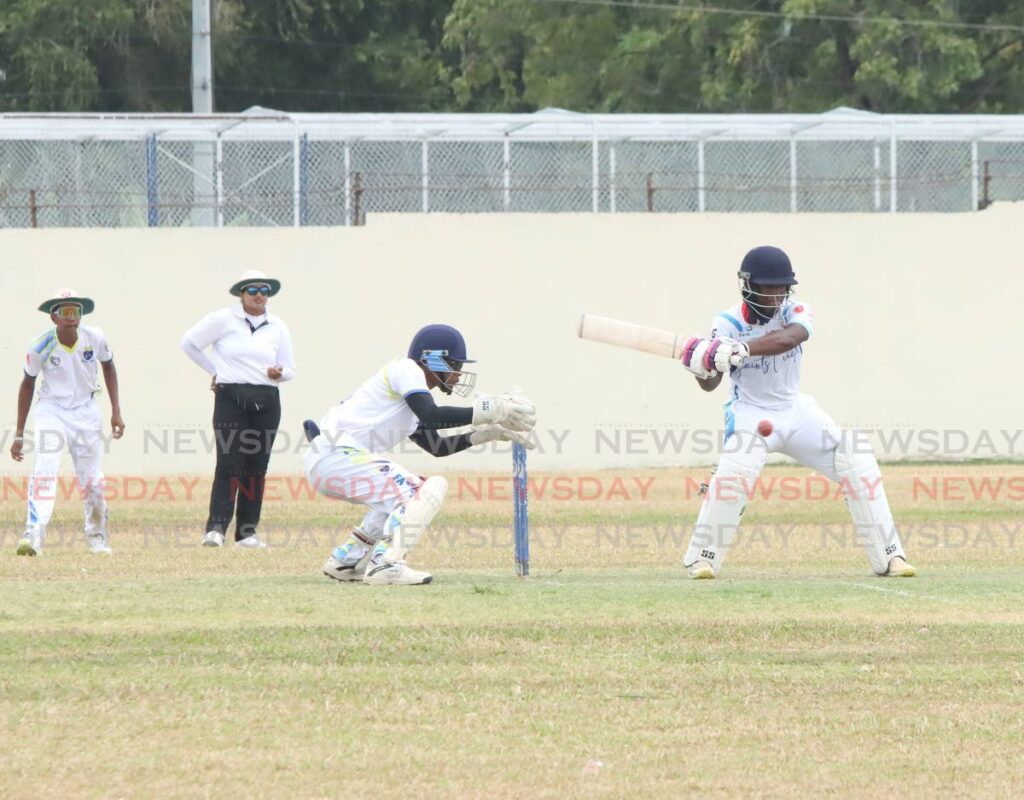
{"left": 192, "top": 0, "right": 215, "bottom": 225}
{"left": 191, "top": 0, "right": 213, "bottom": 113}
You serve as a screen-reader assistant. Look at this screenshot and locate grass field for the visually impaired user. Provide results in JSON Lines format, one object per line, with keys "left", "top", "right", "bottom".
{"left": 1, "top": 463, "right": 1023, "bottom": 798}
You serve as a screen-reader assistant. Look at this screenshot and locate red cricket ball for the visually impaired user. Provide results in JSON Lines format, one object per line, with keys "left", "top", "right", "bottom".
{"left": 757, "top": 419, "right": 773, "bottom": 437}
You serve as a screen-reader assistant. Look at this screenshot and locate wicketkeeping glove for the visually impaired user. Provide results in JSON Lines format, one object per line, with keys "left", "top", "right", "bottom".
{"left": 469, "top": 425, "right": 537, "bottom": 450}
{"left": 472, "top": 394, "right": 537, "bottom": 432}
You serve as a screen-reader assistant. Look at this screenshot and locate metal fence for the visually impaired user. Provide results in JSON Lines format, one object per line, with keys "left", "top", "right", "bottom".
{"left": 1, "top": 109, "right": 1023, "bottom": 227}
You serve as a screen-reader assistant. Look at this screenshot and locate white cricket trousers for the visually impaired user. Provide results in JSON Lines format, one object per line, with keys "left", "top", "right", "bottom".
{"left": 303, "top": 432, "right": 422, "bottom": 542}
{"left": 26, "top": 399, "right": 108, "bottom": 541}
{"left": 683, "top": 393, "right": 907, "bottom": 574}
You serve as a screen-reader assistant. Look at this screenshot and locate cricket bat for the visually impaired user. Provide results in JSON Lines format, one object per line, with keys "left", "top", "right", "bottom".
{"left": 576, "top": 313, "right": 690, "bottom": 360}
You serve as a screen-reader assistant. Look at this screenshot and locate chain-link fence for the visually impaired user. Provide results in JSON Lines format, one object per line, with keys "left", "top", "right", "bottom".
{"left": 1, "top": 112, "right": 1023, "bottom": 227}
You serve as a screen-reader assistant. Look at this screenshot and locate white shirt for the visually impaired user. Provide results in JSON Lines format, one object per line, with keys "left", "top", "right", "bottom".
{"left": 181, "top": 305, "right": 295, "bottom": 386}
{"left": 710, "top": 300, "right": 815, "bottom": 410}
{"left": 25, "top": 324, "right": 113, "bottom": 409}
{"left": 320, "top": 358, "right": 430, "bottom": 452}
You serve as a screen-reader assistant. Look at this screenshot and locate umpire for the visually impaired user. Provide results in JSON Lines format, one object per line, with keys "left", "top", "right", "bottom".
{"left": 181, "top": 270, "right": 296, "bottom": 548}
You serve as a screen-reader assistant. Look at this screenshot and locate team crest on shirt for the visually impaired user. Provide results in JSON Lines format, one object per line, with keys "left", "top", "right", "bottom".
{"left": 49, "top": 355, "right": 61, "bottom": 367}
{"left": 82, "top": 347, "right": 95, "bottom": 362}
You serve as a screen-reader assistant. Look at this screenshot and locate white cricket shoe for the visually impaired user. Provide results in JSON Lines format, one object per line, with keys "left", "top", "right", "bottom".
{"left": 202, "top": 531, "right": 225, "bottom": 547}
{"left": 323, "top": 552, "right": 370, "bottom": 582}
{"left": 235, "top": 535, "right": 267, "bottom": 549}
{"left": 16, "top": 533, "right": 41, "bottom": 557}
{"left": 87, "top": 534, "right": 112, "bottom": 554}
{"left": 885, "top": 556, "right": 916, "bottom": 577}
{"left": 363, "top": 561, "right": 433, "bottom": 586}
{"left": 688, "top": 561, "right": 715, "bottom": 580}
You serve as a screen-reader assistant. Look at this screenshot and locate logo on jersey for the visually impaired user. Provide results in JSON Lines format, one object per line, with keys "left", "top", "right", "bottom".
{"left": 82, "top": 347, "right": 94, "bottom": 362}
{"left": 794, "top": 305, "right": 804, "bottom": 313}
{"left": 49, "top": 355, "right": 61, "bottom": 367}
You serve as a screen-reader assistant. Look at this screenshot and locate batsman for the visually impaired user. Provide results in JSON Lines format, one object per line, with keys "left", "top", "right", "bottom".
{"left": 303, "top": 324, "right": 536, "bottom": 586}
{"left": 680, "top": 246, "right": 915, "bottom": 579}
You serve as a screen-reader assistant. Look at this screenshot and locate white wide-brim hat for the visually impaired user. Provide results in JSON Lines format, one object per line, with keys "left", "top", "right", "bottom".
{"left": 229, "top": 269, "right": 281, "bottom": 297}
{"left": 38, "top": 288, "right": 95, "bottom": 315}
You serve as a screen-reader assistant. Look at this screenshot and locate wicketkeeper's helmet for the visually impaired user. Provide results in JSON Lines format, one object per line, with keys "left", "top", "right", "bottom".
{"left": 407, "top": 324, "right": 477, "bottom": 397}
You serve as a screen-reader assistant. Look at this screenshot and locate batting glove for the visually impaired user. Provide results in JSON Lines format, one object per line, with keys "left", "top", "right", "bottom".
{"left": 713, "top": 339, "right": 749, "bottom": 372}
{"left": 680, "top": 337, "right": 719, "bottom": 380}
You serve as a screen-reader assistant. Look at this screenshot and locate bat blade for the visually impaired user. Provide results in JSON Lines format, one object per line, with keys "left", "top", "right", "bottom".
{"left": 577, "top": 313, "right": 688, "bottom": 360}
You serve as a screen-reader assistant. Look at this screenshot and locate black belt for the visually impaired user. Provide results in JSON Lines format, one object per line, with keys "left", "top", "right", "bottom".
{"left": 215, "top": 383, "right": 279, "bottom": 392}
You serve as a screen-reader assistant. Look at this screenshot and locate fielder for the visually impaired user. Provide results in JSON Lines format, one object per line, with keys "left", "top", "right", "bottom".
{"left": 303, "top": 324, "right": 535, "bottom": 586}
{"left": 679, "top": 246, "right": 915, "bottom": 579}
{"left": 11, "top": 289, "right": 125, "bottom": 556}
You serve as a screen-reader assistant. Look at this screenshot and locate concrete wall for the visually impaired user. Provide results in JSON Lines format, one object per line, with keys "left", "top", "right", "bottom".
{"left": 2, "top": 205, "right": 1020, "bottom": 477}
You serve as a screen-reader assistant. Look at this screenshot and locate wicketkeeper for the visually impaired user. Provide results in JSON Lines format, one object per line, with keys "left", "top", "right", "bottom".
{"left": 303, "top": 324, "right": 535, "bottom": 586}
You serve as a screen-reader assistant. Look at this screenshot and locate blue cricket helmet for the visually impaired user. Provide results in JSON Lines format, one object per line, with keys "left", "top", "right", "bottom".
{"left": 408, "top": 324, "right": 475, "bottom": 364}
{"left": 408, "top": 324, "right": 477, "bottom": 397}
{"left": 739, "top": 246, "right": 798, "bottom": 286}
{"left": 738, "top": 246, "right": 798, "bottom": 324}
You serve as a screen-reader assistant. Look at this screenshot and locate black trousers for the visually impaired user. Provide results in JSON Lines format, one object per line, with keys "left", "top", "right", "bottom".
{"left": 206, "top": 383, "right": 281, "bottom": 540}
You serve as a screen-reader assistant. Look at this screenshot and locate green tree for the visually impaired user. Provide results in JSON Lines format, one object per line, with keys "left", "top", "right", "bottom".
{"left": 442, "top": 0, "right": 1024, "bottom": 113}
{"left": 211, "top": 0, "right": 452, "bottom": 112}
{"left": 0, "top": 0, "right": 453, "bottom": 112}
{"left": 1, "top": 0, "right": 1022, "bottom": 113}
{"left": 0, "top": 0, "right": 135, "bottom": 111}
